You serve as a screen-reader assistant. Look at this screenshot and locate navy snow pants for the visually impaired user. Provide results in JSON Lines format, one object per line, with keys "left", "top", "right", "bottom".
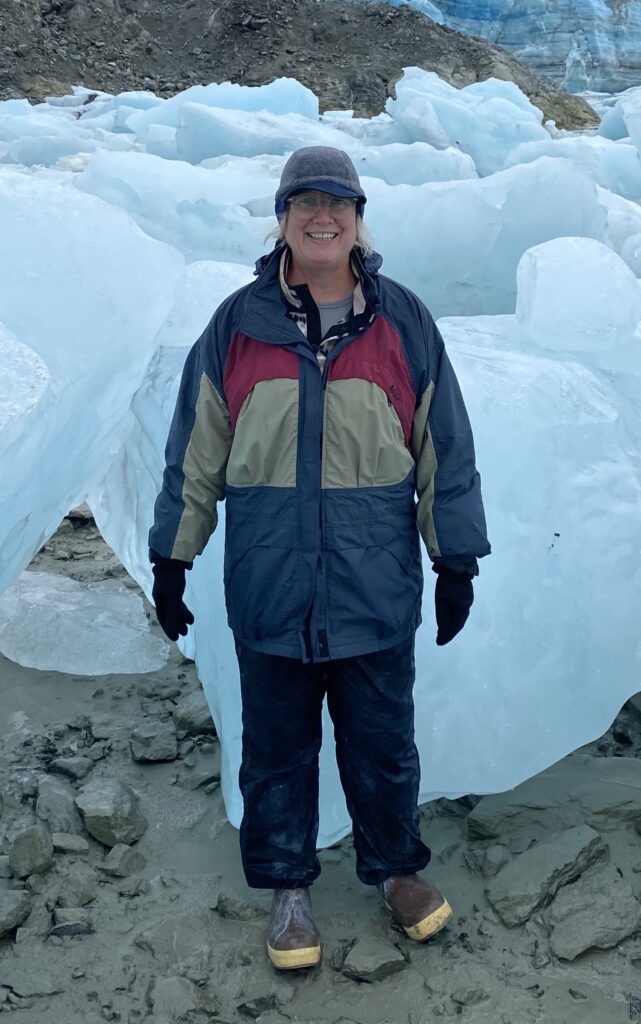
{"left": 235, "top": 635, "right": 431, "bottom": 888}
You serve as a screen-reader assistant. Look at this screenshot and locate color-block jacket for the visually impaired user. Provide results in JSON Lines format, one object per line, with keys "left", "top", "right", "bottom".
{"left": 149, "top": 245, "right": 490, "bottom": 662}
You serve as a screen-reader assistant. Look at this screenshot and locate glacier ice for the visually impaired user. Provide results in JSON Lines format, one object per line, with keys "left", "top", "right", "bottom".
{"left": 0, "top": 572, "right": 169, "bottom": 675}
{"left": 4, "top": 77, "right": 641, "bottom": 844}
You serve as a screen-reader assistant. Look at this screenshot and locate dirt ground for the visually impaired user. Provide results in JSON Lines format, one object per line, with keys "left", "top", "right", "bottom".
{"left": 1, "top": 514, "right": 641, "bottom": 1023}
{"left": 0, "top": 0, "right": 597, "bottom": 127}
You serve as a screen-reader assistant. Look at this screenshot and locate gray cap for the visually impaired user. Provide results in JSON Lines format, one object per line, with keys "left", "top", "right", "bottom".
{"left": 274, "top": 146, "right": 366, "bottom": 218}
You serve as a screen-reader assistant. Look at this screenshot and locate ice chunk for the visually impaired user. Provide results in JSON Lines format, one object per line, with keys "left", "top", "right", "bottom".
{"left": 504, "top": 136, "right": 641, "bottom": 202}
{"left": 351, "top": 140, "right": 477, "bottom": 184}
{"left": 0, "top": 324, "right": 49, "bottom": 444}
{"left": 75, "top": 151, "right": 271, "bottom": 264}
{"left": 174, "top": 103, "right": 358, "bottom": 164}
{"left": 154, "top": 261, "right": 254, "bottom": 348}
{"left": 0, "top": 572, "right": 169, "bottom": 674}
{"left": 621, "top": 232, "right": 641, "bottom": 276}
{"left": 365, "top": 157, "right": 607, "bottom": 317}
{"left": 516, "top": 237, "right": 641, "bottom": 364}
{"left": 386, "top": 68, "right": 548, "bottom": 176}
{"left": 0, "top": 167, "right": 183, "bottom": 594}
{"left": 126, "top": 78, "right": 319, "bottom": 137}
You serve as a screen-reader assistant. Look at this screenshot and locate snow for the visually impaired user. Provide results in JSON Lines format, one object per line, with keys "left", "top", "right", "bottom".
{"left": 0, "top": 572, "right": 169, "bottom": 675}
{"left": 3, "top": 72, "right": 641, "bottom": 844}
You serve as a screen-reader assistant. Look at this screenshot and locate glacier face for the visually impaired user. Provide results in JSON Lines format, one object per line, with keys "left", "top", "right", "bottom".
{"left": 395, "top": 0, "right": 641, "bottom": 93}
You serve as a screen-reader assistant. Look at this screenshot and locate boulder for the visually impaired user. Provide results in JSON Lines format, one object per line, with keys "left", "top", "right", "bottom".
{"left": 75, "top": 778, "right": 148, "bottom": 847}
{"left": 342, "top": 935, "right": 407, "bottom": 982}
{"left": 545, "top": 864, "right": 641, "bottom": 960}
{"left": 98, "top": 843, "right": 146, "bottom": 877}
{"left": 173, "top": 689, "right": 216, "bottom": 737}
{"left": 36, "top": 775, "right": 83, "bottom": 834}
{"left": 0, "top": 891, "right": 31, "bottom": 938}
{"left": 129, "top": 720, "right": 178, "bottom": 762}
{"left": 8, "top": 825, "right": 54, "bottom": 879}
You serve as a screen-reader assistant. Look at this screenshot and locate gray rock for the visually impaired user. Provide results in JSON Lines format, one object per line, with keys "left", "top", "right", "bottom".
{"left": 15, "top": 905, "right": 51, "bottom": 942}
{"left": 129, "top": 720, "right": 178, "bottom": 762}
{"left": 465, "top": 843, "right": 512, "bottom": 879}
{"left": 48, "top": 756, "right": 94, "bottom": 780}
{"left": 56, "top": 861, "right": 97, "bottom": 907}
{"left": 145, "top": 975, "right": 218, "bottom": 1020}
{"left": 485, "top": 825, "right": 605, "bottom": 927}
{"left": 51, "top": 833, "right": 89, "bottom": 855}
{"left": 8, "top": 825, "right": 54, "bottom": 879}
{"left": 469, "top": 755, "right": 641, "bottom": 842}
{"left": 0, "top": 891, "right": 31, "bottom": 938}
{"left": 75, "top": 778, "right": 148, "bottom": 847}
{"left": 0, "top": 856, "right": 12, "bottom": 878}
{"left": 546, "top": 864, "right": 641, "bottom": 960}
{"left": 98, "top": 843, "right": 146, "bottom": 877}
{"left": 342, "top": 935, "right": 407, "bottom": 982}
{"left": 451, "top": 984, "right": 489, "bottom": 1006}
{"left": 173, "top": 689, "right": 216, "bottom": 737}
{"left": 213, "top": 888, "right": 267, "bottom": 921}
{"left": 238, "top": 984, "right": 294, "bottom": 1018}
{"left": 36, "top": 775, "right": 83, "bottom": 834}
{"left": 0, "top": 962, "right": 63, "bottom": 997}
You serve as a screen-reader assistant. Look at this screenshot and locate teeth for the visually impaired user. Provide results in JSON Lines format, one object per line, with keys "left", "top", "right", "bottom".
{"left": 307, "top": 232, "right": 337, "bottom": 239}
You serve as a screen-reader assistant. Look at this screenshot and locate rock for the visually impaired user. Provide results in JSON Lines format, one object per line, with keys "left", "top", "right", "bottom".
{"left": 464, "top": 843, "right": 512, "bottom": 879}
{"left": 0, "top": 961, "right": 63, "bottom": 997}
{"left": 173, "top": 689, "right": 216, "bottom": 737}
{"left": 451, "top": 984, "right": 489, "bottom": 1006}
{"left": 485, "top": 825, "right": 606, "bottom": 927}
{"left": 213, "top": 888, "right": 267, "bottom": 921}
{"left": 0, "top": 856, "right": 12, "bottom": 878}
{"left": 15, "top": 905, "right": 51, "bottom": 943}
{"left": 48, "top": 756, "right": 94, "bottom": 780}
{"left": 51, "top": 833, "right": 90, "bottom": 855}
{"left": 75, "top": 778, "right": 148, "bottom": 847}
{"left": 0, "top": 891, "right": 31, "bottom": 938}
{"left": 8, "top": 825, "right": 54, "bottom": 879}
{"left": 545, "top": 864, "right": 641, "bottom": 961}
{"left": 98, "top": 843, "right": 147, "bottom": 877}
{"left": 51, "top": 906, "right": 93, "bottom": 937}
{"left": 36, "top": 775, "right": 83, "bottom": 834}
{"left": 469, "top": 756, "right": 641, "bottom": 842}
{"left": 56, "top": 861, "right": 98, "bottom": 907}
{"left": 238, "top": 984, "right": 294, "bottom": 1018}
{"left": 129, "top": 720, "right": 178, "bottom": 762}
{"left": 342, "top": 935, "right": 407, "bottom": 982}
{"left": 145, "top": 974, "right": 218, "bottom": 1019}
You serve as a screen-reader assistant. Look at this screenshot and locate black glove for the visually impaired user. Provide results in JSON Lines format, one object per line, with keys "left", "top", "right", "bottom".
{"left": 433, "top": 564, "right": 474, "bottom": 646}
{"left": 150, "top": 552, "right": 194, "bottom": 642}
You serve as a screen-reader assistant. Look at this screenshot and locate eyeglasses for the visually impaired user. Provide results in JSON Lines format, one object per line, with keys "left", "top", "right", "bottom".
{"left": 287, "top": 194, "right": 357, "bottom": 214}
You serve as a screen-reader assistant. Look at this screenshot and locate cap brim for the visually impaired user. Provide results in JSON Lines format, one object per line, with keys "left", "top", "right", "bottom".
{"left": 288, "top": 180, "right": 363, "bottom": 199}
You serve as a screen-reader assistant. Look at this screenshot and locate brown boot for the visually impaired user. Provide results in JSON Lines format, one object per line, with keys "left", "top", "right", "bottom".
{"left": 266, "top": 888, "right": 321, "bottom": 970}
{"left": 379, "top": 873, "right": 452, "bottom": 942}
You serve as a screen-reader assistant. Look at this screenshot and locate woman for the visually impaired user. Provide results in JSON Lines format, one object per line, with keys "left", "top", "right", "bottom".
{"left": 149, "top": 146, "right": 490, "bottom": 969}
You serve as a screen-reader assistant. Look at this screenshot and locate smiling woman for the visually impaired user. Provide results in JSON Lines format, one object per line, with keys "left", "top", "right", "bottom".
{"left": 149, "top": 144, "right": 489, "bottom": 972}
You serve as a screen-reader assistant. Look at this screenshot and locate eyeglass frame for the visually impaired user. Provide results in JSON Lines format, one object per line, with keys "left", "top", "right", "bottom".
{"left": 286, "top": 192, "right": 358, "bottom": 215}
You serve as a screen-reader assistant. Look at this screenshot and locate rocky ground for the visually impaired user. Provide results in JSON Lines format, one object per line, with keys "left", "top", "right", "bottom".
{"left": 0, "top": 0, "right": 598, "bottom": 127}
{"left": 2, "top": 515, "right": 641, "bottom": 1022}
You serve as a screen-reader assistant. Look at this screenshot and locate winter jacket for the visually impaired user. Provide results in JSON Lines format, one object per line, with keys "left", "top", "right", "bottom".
{"left": 149, "top": 245, "right": 490, "bottom": 662}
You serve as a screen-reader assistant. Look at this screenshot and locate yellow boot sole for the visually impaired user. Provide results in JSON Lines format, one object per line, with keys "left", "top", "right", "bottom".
{"left": 386, "top": 897, "right": 453, "bottom": 942}
{"left": 267, "top": 942, "right": 322, "bottom": 970}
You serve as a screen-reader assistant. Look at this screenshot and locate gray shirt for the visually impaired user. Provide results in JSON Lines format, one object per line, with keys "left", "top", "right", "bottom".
{"left": 317, "top": 294, "right": 353, "bottom": 340}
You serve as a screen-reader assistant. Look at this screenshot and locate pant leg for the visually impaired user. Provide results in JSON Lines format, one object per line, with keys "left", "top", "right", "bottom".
{"left": 326, "top": 635, "right": 431, "bottom": 886}
{"left": 235, "top": 639, "right": 325, "bottom": 889}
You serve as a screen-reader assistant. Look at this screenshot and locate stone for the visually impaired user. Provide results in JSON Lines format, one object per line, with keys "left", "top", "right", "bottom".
{"left": 51, "top": 833, "right": 90, "bottom": 855}
{"left": 145, "top": 974, "right": 218, "bottom": 1019}
{"left": 213, "top": 888, "right": 267, "bottom": 921}
{"left": 545, "top": 864, "right": 641, "bottom": 961}
{"left": 485, "top": 825, "right": 605, "bottom": 927}
{"left": 129, "top": 720, "right": 178, "bottom": 762}
{"left": 75, "top": 778, "right": 148, "bottom": 847}
{"left": 36, "top": 775, "right": 84, "bottom": 834}
{"left": 465, "top": 844, "right": 512, "bottom": 879}
{"left": 469, "top": 756, "right": 641, "bottom": 842}
{"left": 50, "top": 906, "right": 94, "bottom": 937}
{"left": 56, "top": 861, "right": 98, "bottom": 907}
{"left": 342, "top": 935, "right": 407, "bottom": 982}
{"left": 14, "top": 905, "right": 51, "bottom": 942}
{"left": 238, "top": 984, "right": 294, "bottom": 1018}
{"left": 0, "top": 856, "right": 12, "bottom": 878}
{"left": 0, "top": 962, "right": 63, "bottom": 997}
{"left": 0, "top": 891, "right": 31, "bottom": 938}
{"left": 8, "top": 825, "right": 54, "bottom": 879}
{"left": 48, "top": 756, "right": 94, "bottom": 780}
{"left": 98, "top": 843, "right": 147, "bottom": 877}
{"left": 173, "top": 689, "right": 216, "bottom": 737}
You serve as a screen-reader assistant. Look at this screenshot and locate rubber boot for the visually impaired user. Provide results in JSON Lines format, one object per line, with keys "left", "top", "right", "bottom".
{"left": 379, "top": 873, "right": 452, "bottom": 941}
{"left": 266, "top": 888, "right": 321, "bottom": 970}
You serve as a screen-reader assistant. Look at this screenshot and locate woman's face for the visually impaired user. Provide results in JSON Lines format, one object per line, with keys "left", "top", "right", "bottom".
{"left": 284, "top": 191, "right": 358, "bottom": 279}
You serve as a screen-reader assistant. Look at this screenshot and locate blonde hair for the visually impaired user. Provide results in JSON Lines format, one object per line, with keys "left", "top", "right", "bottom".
{"left": 265, "top": 210, "right": 374, "bottom": 257}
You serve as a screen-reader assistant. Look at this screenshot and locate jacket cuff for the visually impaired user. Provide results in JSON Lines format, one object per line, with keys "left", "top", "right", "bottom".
{"left": 149, "top": 548, "right": 193, "bottom": 571}
{"left": 432, "top": 557, "right": 479, "bottom": 578}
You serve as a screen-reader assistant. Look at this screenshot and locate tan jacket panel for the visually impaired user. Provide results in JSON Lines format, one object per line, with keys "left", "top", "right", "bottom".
{"left": 226, "top": 379, "right": 299, "bottom": 488}
{"left": 171, "top": 372, "right": 232, "bottom": 561}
